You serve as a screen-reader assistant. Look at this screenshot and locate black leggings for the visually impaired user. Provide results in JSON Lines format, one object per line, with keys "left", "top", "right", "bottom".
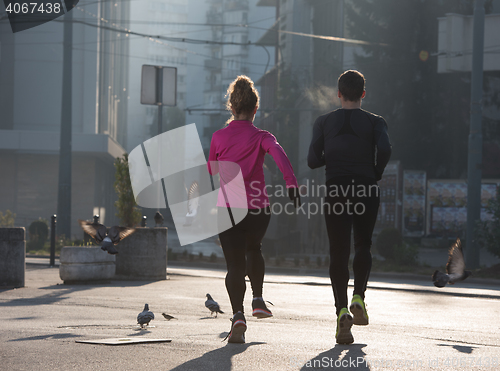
{"left": 324, "top": 177, "right": 380, "bottom": 315}
{"left": 218, "top": 208, "right": 271, "bottom": 314}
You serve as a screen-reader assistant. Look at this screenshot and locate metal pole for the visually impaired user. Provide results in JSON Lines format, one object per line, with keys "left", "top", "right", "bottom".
{"left": 157, "top": 66, "right": 163, "bottom": 135}
{"left": 50, "top": 215, "right": 57, "bottom": 267}
{"left": 57, "top": 9, "right": 73, "bottom": 239}
{"left": 157, "top": 67, "right": 163, "bottom": 212}
{"left": 466, "top": 0, "right": 485, "bottom": 269}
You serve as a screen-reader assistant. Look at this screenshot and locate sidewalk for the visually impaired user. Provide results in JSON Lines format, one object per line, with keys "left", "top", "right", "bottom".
{"left": 26, "top": 253, "right": 500, "bottom": 289}
{"left": 2, "top": 265, "right": 500, "bottom": 370}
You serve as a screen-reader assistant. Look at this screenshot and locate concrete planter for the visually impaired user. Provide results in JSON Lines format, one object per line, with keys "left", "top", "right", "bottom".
{"left": 115, "top": 227, "right": 167, "bottom": 280}
{"left": 0, "top": 228, "right": 25, "bottom": 288}
{"left": 59, "top": 246, "right": 115, "bottom": 283}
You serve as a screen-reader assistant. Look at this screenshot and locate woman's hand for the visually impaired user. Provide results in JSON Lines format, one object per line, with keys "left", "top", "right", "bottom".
{"left": 288, "top": 187, "right": 302, "bottom": 208}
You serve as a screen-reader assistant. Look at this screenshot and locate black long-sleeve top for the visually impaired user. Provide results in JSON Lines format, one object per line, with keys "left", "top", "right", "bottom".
{"left": 307, "top": 108, "right": 392, "bottom": 182}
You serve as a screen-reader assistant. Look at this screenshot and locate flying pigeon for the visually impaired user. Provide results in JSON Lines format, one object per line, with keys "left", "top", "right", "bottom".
{"left": 432, "top": 238, "right": 472, "bottom": 288}
{"left": 184, "top": 181, "right": 200, "bottom": 226}
{"left": 78, "top": 219, "right": 136, "bottom": 255}
{"left": 137, "top": 303, "right": 155, "bottom": 328}
{"left": 205, "top": 293, "right": 224, "bottom": 317}
{"left": 154, "top": 211, "right": 164, "bottom": 227}
{"left": 162, "top": 313, "right": 176, "bottom": 321}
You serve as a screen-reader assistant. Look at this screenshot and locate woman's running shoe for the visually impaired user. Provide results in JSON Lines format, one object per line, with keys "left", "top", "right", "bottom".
{"left": 252, "top": 298, "right": 273, "bottom": 318}
{"left": 224, "top": 312, "right": 247, "bottom": 343}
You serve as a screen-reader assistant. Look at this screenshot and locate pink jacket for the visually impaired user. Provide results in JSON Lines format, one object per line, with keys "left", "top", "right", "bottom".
{"left": 208, "top": 120, "right": 298, "bottom": 209}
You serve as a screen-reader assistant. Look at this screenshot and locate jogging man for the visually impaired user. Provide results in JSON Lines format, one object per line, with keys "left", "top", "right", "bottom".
{"left": 308, "top": 70, "right": 392, "bottom": 344}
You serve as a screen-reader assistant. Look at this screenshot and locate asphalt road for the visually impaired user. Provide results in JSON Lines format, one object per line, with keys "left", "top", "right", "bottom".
{"left": 1, "top": 266, "right": 499, "bottom": 371}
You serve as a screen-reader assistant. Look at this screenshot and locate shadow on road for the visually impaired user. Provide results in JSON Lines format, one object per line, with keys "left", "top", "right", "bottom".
{"left": 437, "top": 343, "right": 478, "bottom": 354}
{"left": 299, "top": 343, "right": 369, "bottom": 370}
{"left": 169, "top": 341, "right": 266, "bottom": 371}
{"left": 9, "top": 333, "right": 83, "bottom": 342}
{"left": 0, "top": 285, "right": 91, "bottom": 307}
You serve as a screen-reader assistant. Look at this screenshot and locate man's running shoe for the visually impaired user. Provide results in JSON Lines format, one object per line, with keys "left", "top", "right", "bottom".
{"left": 349, "top": 294, "right": 369, "bottom": 325}
{"left": 252, "top": 298, "right": 273, "bottom": 318}
{"left": 336, "top": 308, "right": 354, "bottom": 344}
{"left": 224, "top": 312, "right": 247, "bottom": 343}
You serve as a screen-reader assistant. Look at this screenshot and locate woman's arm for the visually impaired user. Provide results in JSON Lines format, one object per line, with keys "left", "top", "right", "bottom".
{"left": 207, "top": 135, "right": 217, "bottom": 175}
{"left": 261, "top": 132, "right": 298, "bottom": 188}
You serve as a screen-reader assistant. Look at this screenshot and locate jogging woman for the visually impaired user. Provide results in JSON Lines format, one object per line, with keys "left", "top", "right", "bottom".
{"left": 208, "top": 75, "right": 300, "bottom": 343}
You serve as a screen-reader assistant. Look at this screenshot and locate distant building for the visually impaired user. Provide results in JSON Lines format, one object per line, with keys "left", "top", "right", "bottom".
{"left": 126, "top": 0, "right": 189, "bottom": 153}
{"left": 255, "top": 0, "right": 347, "bottom": 255}
{"left": 199, "top": 0, "right": 275, "bottom": 150}
{"left": 0, "top": 2, "right": 130, "bottom": 237}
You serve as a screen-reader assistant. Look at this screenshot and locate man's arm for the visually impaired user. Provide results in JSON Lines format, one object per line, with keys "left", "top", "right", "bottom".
{"left": 307, "top": 116, "right": 325, "bottom": 169}
{"left": 373, "top": 117, "right": 392, "bottom": 180}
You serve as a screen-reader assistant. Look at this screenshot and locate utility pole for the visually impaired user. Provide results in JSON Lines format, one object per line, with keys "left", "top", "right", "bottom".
{"left": 466, "top": 0, "right": 485, "bottom": 269}
{"left": 57, "top": 9, "right": 73, "bottom": 239}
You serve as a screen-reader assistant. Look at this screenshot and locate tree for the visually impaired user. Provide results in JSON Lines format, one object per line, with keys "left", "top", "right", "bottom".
{"left": 345, "top": 0, "right": 494, "bottom": 178}
{"left": 149, "top": 106, "right": 186, "bottom": 138}
{"left": 114, "top": 153, "right": 141, "bottom": 227}
{"left": 0, "top": 210, "right": 16, "bottom": 227}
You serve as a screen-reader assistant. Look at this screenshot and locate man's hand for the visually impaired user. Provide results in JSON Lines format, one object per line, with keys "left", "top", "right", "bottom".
{"left": 288, "top": 187, "right": 302, "bottom": 208}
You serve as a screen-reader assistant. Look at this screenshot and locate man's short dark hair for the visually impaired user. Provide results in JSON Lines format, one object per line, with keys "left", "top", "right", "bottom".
{"left": 338, "top": 70, "right": 365, "bottom": 102}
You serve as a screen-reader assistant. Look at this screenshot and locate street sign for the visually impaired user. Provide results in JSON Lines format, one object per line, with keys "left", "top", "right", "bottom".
{"left": 140, "top": 65, "right": 177, "bottom": 106}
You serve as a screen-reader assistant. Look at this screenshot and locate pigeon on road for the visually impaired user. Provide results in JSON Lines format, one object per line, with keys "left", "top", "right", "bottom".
{"left": 78, "top": 219, "right": 135, "bottom": 255}
{"left": 137, "top": 304, "right": 155, "bottom": 328}
{"left": 154, "top": 211, "right": 164, "bottom": 227}
{"left": 205, "top": 293, "right": 224, "bottom": 317}
{"left": 162, "top": 313, "right": 176, "bottom": 321}
{"left": 432, "top": 238, "right": 472, "bottom": 288}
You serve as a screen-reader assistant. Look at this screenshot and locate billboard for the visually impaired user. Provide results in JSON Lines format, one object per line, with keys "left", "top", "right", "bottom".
{"left": 402, "top": 171, "right": 426, "bottom": 237}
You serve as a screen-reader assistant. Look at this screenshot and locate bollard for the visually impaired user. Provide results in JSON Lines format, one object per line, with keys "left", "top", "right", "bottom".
{"left": 50, "top": 215, "right": 56, "bottom": 267}
{"left": 141, "top": 215, "right": 147, "bottom": 227}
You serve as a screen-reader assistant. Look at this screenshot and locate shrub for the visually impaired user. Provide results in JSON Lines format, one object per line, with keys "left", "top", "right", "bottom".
{"left": 28, "top": 219, "right": 49, "bottom": 250}
{"left": 198, "top": 252, "right": 203, "bottom": 260}
{"left": 210, "top": 252, "right": 217, "bottom": 262}
{"left": 393, "top": 242, "right": 418, "bottom": 266}
{"left": 376, "top": 227, "right": 418, "bottom": 265}
{"left": 375, "top": 228, "right": 403, "bottom": 261}
{"left": 114, "top": 153, "right": 141, "bottom": 227}
{"left": 0, "top": 210, "right": 16, "bottom": 227}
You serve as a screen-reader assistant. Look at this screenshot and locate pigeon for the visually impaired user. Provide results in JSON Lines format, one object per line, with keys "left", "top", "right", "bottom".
{"left": 78, "top": 219, "right": 136, "bottom": 255}
{"left": 205, "top": 293, "right": 224, "bottom": 317}
{"left": 432, "top": 238, "right": 472, "bottom": 288}
{"left": 162, "top": 313, "right": 176, "bottom": 321}
{"left": 184, "top": 181, "right": 200, "bottom": 226}
{"left": 154, "top": 211, "right": 164, "bottom": 227}
{"left": 137, "top": 303, "right": 155, "bottom": 328}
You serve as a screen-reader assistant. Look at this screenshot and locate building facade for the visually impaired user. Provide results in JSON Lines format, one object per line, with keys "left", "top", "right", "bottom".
{"left": 0, "top": 1, "right": 130, "bottom": 238}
